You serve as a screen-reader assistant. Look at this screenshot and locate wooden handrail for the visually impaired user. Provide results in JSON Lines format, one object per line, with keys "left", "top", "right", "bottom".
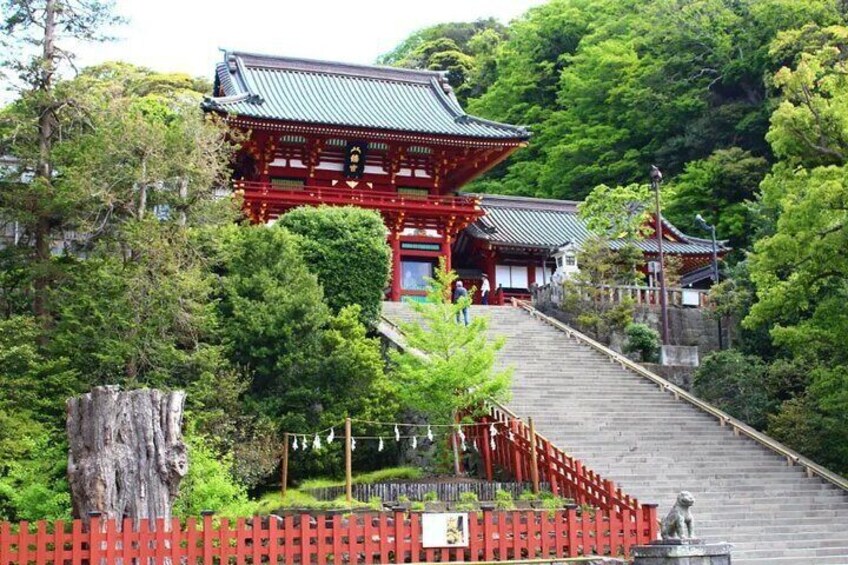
{"left": 513, "top": 299, "right": 848, "bottom": 492}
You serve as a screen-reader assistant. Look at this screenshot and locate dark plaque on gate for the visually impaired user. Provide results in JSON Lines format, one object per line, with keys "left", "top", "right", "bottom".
{"left": 344, "top": 141, "right": 368, "bottom": 178}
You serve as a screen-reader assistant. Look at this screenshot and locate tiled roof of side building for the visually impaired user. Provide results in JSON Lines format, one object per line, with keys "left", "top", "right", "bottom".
{"left": 203, "top": 51, "right": 530, "bottom": 140}
{"left": 464, "top": 193, "right": 729, "bottom": 255}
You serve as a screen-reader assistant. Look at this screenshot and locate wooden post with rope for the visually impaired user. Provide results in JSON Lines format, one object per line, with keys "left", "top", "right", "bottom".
{"left": 281, "top": 432, "right": 289, "bottom": 499}
{"left": 529, "top": 418, "right": 540, "bottom": 494}
{"left": 345, "top": 417, "right": 353, "bottom": 504}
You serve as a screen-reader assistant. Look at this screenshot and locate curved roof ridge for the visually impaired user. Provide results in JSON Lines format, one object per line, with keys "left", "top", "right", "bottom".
{"left": 469, "top": 192, "right": 581, "bottom": 211}
{"left": 229, "top": 50, "right": 447, "bottom": 85}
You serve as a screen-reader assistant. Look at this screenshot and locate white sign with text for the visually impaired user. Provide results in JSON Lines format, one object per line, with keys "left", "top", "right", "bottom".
{"left": 421, "top": 513, "right": 469, "bottom": 548}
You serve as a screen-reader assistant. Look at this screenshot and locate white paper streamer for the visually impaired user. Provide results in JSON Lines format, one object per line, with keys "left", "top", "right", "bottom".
{"left": 313, "top": 433, "right": 321, "bottom": 450}
{"left": 378, "top": 437, "right": 384, "bottom": 452}
{"left": 427, "top": 425, "right": 434, "bottom": 442}
{"left": 327, "top": 428, "right": 335, "bottom": 444}
{"left": 490, "top": 437, "right": 496, "bottom": 452}
{"left": 394, "top": 425, "right": 400, "bottom": 442}
{"left": 292, "top": 436, "right": 299, "bottom": 450}
{"left": 411, "top": 436, "right": 417, "bottom": 450}
{"left": 351, "top": 437, "right": 356, "bottom": 451}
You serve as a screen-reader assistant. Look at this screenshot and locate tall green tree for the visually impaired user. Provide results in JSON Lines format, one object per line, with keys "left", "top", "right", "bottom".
{"left": 744, "top": 24, "right": 848, "bottom": 474}
{"left": 0, "top": 0, "right": 123, "bottom": 320}
{"left": 279, "top": 206, "right": 391, "bottom": 324}
{"left": 390, "top": 261, "right": 511, "bottom": 474}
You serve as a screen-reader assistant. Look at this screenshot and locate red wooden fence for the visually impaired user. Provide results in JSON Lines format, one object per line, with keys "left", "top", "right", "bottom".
{"left": 0, "top": 508, "right": 653, "bottom": 565}
{"left": 468, "top": 404, "right": 658, "bottom": 539}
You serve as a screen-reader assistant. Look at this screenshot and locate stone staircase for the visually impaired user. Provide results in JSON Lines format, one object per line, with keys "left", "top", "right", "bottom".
{"left": 380, "top": 301, "right": 848, "bottom": 564}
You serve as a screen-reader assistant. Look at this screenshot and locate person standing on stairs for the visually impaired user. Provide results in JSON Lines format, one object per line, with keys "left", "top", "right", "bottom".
{"left": 481, "top": 274, "right": 491, "bottom": 305}
{"left": 453, "top": 280, "right": 469, "bottom": 326}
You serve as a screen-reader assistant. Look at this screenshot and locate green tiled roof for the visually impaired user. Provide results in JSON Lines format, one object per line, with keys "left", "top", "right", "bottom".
{"left": 465, "top": 194, "right": 727, "bottom": 255}
{"left": 204, "top": 51, "right": 530, "bottom": 140}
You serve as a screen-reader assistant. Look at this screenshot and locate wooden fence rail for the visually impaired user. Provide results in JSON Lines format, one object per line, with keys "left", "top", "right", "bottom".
{"left": 468, "top": 405, "right": 658, "bottom": 539}
{"left": 0, "top": 509, "right": 654, "bottom": 565}
{"left": 304, "top": 482, "right": 543, "bottom": 503}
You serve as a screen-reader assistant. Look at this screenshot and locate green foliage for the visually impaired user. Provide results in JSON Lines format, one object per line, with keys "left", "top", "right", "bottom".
{"left": 0, "top": 433, "right": 71, "bottom": 522}
{"left": 623, "top": 323, "right": 660, "bottom": 363}
{"left": 279, "top": 206, "right": 391, "bottom": 324}
{"left": 173, "top": 432, "right": 254, "bottom": 519}
{"left": 693, "top": 350, "right": 773, "bottom": 429}
{"left": 559, "top": 237, "right": 642, "bottom": 342}
{"left": 390, "top": 260, "right": 512, "bottom": 427}
{"left": 665, "top": 148, "right": 769, "bottom": 252}
{"left": 494, "top": 489, "right": 515, "bottom": 510}
{"left": 458, "top": 0, "right": 840, "bottom": 201}
{"left": 455, "top": 491, "right": 479, "bottom": 511}
{"left": 423, "top": 490, "right": 439, "bottom": 502}
{"left": 354, "top": 467, "right": 423, "bottom": 484}
{"left": 767, "top": 366, "right": 848, "bottom": 475}
{"left": 378, "top": 19, "right": 507, "bottom": 103}
{"left": 215, "top": 224, "right": 397, "bottom": 479}
{"left": 580, "top": 183, "right": 654, "bottom": 240}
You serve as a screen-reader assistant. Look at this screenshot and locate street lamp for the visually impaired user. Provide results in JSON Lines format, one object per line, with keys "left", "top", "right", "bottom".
{"left": 695, "top": 214, "right": 720, "bottom": 285}
{"left": 695, "top": 213, "right": 722, "bottom": 349}
{"left": 650, "top": 165, "right": 669, "bottom": 345}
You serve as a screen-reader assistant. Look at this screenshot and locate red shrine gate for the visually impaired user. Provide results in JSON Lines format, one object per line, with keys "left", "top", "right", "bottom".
{"left": 204, "top": 52, "right": 529, "bottom": 301}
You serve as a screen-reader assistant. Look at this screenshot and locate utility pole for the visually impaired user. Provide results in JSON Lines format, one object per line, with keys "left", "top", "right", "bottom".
{"left": 650, "top": 165, "right": 669, "bottom": 345}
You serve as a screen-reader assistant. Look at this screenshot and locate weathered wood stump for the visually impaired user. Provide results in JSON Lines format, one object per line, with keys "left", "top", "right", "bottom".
{"left": 67, "top": 386, "right": 188, "bottom": 522}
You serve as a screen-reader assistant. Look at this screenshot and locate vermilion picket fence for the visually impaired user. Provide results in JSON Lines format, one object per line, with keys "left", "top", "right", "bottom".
{"left": 467, "top": 404, "right": 658, "bottom": 535}
{"left": 0, "top": 509, "right": 654, "bottom": 565}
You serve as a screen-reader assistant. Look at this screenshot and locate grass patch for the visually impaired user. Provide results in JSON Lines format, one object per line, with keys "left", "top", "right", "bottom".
{"left": 297, "top": 466, "right": 423, "bottom": 490}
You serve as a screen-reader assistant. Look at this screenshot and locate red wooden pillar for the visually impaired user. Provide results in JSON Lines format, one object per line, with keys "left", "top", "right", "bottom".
{"left": 483, "top": 248, "right": 497, "bottom": 288}
{"left": 441, "top": 236, "right": 452, "bottom": 273}
{"left": 390, "top": 231, "right": 402, "bottom": 301}
{"left": 481, "top": 418, "right": 494, "bottom": 481}
{"left": 511, "top": 420, "right": 523, "bottom": 483}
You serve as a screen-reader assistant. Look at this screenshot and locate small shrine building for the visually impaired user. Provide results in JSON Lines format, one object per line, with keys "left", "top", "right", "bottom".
{"left": 204, "top": 51, "right": 726, "bottom": 303}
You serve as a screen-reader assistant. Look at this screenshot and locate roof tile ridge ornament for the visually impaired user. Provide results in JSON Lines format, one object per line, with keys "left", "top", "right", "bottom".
{"left": 201, "top": 92, "right": 264, "bottom": 108}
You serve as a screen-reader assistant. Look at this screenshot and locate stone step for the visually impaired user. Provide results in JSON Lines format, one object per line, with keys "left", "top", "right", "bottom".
{"left": 380, "top": 302, "right": 848, "bottom": 564}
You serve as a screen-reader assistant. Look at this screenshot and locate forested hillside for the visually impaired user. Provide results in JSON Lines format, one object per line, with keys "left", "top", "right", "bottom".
{"left": 385, "top": 0, "right": 848, "bottom": 475}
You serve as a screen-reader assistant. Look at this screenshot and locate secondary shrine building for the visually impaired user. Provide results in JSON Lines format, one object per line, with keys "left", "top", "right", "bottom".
{"left": 204, "top": 51, "right": 725, "bottom": 303}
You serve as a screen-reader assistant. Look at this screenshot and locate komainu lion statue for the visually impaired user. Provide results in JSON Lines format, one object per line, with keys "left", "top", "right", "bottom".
{"left": 661, "top": 491, "right": 695, "bottom": 540}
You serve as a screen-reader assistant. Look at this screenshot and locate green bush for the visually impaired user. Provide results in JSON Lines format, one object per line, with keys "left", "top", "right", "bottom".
{"left": 423, "top": 491, "right": 439, "bottom": 502}
{"left": 173, "top": 433, "right": 254, "bottom": 518}
{"left": 693, "top": 350, "right": 772, "bottom": 429}
{"left": 494, "top": 489, "right": 515, "bottom": 510}
{"left": 279, "top": 206, "right": 391, "bottom": 323}
{"left": 0, "top": 432, "right": 71, "bottom": 521}
{"left": 623, "top": 323, "right": 660, "bottom": 363}
{"left": 455, "top": 491, "right": 479, "bottom": 511}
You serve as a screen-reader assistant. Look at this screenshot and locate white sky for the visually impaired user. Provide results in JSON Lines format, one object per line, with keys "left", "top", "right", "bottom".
{"left": 70, "top": 0, "right": 546, "bottom": 80}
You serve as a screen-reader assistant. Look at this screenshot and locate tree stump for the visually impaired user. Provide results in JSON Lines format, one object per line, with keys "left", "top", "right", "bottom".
{"left": 67, "top": 386, "right": 188, "bottom": 522}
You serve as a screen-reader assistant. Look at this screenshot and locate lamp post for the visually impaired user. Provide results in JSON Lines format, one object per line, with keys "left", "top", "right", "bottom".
{"left": 650, "top": 165, "right": 670, "bottom": 345}
{"left": 695, "top": 213, "right": 722, "bottom": 349}
{"left": 695, "top": 214, "right": 720, "bottom": 285}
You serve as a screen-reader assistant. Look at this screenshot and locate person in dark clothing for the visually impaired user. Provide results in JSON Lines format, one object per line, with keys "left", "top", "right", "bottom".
{"left": 453, "top": 280, "right": 469, "bottom": 326}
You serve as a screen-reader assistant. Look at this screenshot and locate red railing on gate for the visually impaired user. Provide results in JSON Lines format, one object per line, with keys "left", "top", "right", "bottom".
{"left": 467, "top": 404, "right": 658, "bottom": 541}
{"left": 0, "top": 509, "right": 654, "bottom": 565}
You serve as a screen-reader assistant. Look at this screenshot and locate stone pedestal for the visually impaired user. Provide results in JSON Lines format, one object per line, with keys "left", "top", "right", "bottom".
{"left": 632, "top": 539, "right": 732, "bottom": 565}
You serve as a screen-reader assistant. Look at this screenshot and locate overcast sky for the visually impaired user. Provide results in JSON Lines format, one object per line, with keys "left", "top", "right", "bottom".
{"left": 67, "top": 0, "right": 546, "bottom": 80}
